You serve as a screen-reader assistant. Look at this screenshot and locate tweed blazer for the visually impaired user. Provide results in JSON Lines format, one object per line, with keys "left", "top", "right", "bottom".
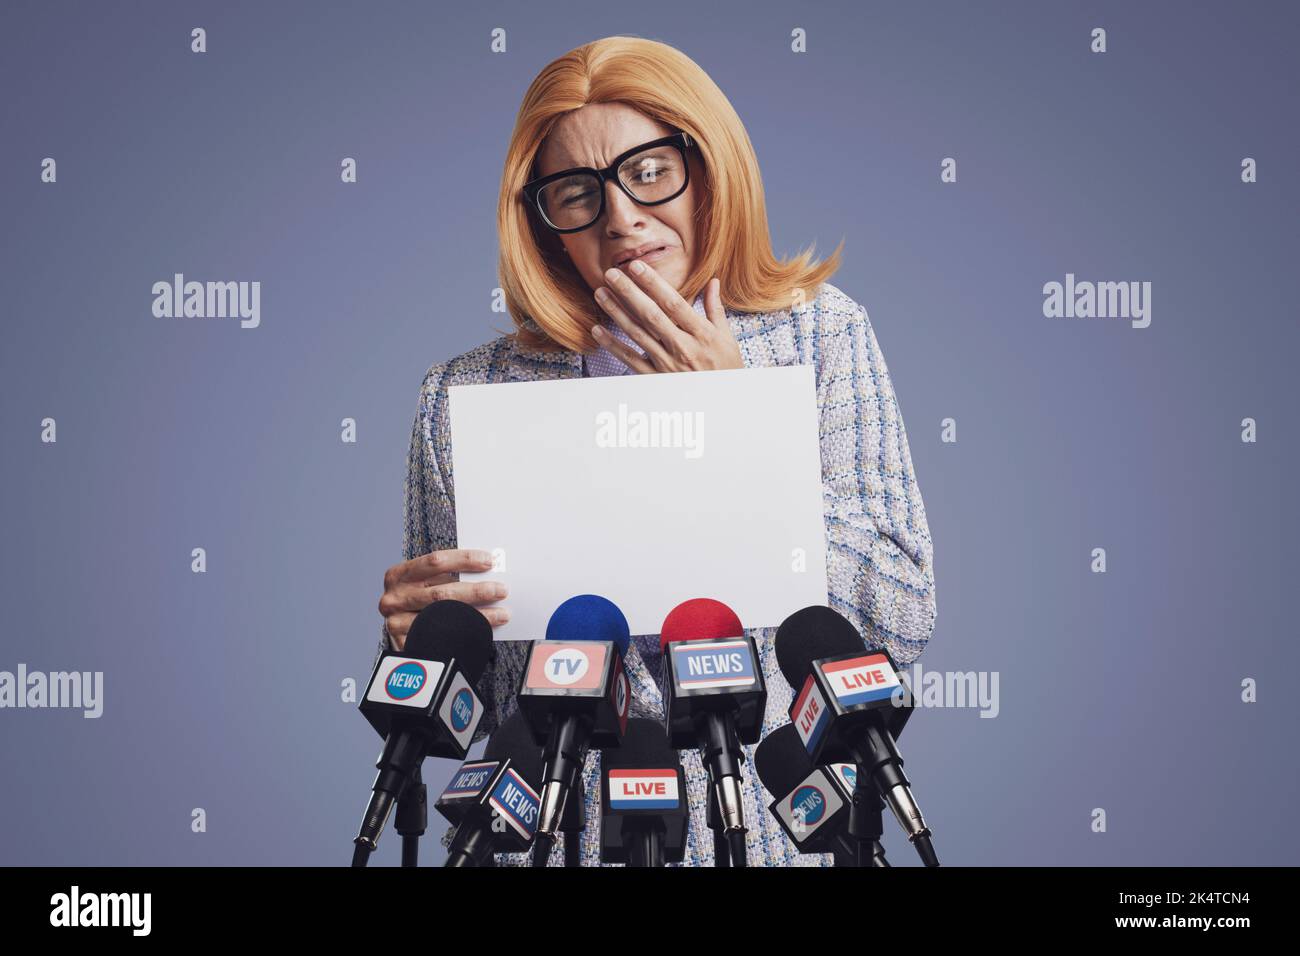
{"left": 382, "top": 280, "right": 936, "bottom": 866}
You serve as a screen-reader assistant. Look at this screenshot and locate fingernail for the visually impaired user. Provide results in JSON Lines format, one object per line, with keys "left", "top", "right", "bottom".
{"left": 474, "top": 550, "right": 494, "bottom": 564}
{"left": 594, "top": 287, "right": 609, "bottom": 303}
{"left": 493, "top": 583, "right": 508, "bottom": 598}
{"left": 628, "top": 259, "right": 645, "bottom": 274}
{"left": 592, "top": 325, "right": 605, "bottom": 338}
{"left": 498, "top": 608, "right": 511, "bottom": 623}
{"left": 604, "top": 268, "right": 621, "bottom": 283}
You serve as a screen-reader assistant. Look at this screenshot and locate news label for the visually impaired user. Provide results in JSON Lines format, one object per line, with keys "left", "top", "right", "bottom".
{"left": 437, "top": 671, "right": 483, "bottom": 749}
{"left": 366, "top": 655, "right": 446, "bottom": 709}
{"left": 822, "top": 654, "right": 899, "bottom": 707}
{"left": 791, "top": 673, "right": 829, "bottom": 753}
{"left": 670, "top": 639, "right": 756, "bottom": 690}
{"left": 775, "top": 768, "right": 844, "bottom": 840}
{"left": 441, "top": 761, "right": 498, "bottom": 801}
{"left": 488, "top": 768, "right": 541, "bottom": 840}
{"left": 608, "top": 768, "right": 680, "bottom": 810}
{"left": 831, "top": 762, "right": 857, "bottom": 793}
{"left": 524, "top": 642, "right": 608, "bottom": 691}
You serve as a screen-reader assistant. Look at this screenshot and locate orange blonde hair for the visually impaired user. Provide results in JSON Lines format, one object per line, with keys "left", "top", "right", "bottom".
{"left": 496, "top": 35, "right": 844, "bottom": 353}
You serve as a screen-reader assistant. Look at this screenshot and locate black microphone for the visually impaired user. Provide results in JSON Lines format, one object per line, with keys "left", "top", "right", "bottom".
{"left": 599, "top": 719, "right": 688, "bottom": 867}
{"left": 659, "top": 598, "right": 766, "bottom": 868}
{"left": 754, "top": 723, "right": 886, "bottom": 867}
{"left": 437, "top": 708, "right": 544, "bottom": 868}
{"left": 775, "top": 605, "right": 938, "bottom": 866}
{"left": 516, "top": 595, "right": 631, "bottom": 866}
{"left": 352, "top": 600, "right": 494, "bottom": 866}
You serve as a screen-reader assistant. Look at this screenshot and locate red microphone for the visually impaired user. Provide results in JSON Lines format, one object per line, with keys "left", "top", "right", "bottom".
{"left": 659, "top": 598, "right": 766, "bottom": 867}
{"left": 659, "top": 598, "right": 744, "bottom": 651}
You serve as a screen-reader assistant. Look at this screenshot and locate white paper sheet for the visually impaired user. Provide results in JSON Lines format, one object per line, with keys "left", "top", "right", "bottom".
{"left": 449, "top": 365, "right": 828, "bottom": 639}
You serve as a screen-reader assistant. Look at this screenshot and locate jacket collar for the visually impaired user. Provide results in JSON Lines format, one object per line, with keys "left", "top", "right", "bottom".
{"left": 503, "top": 316, "right": 583, "bottom": 383}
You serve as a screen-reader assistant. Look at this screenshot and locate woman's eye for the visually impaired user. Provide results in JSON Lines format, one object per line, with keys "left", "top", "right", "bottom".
{"left": 628, "top": 159, "right": 675, "bottom": 181}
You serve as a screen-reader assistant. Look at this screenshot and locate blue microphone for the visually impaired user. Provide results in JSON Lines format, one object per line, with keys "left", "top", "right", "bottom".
{"left": 517, "top": 595, "right": 632, "bottom": 864}
{"left": 544, "top": 593, "right": 632, "bottom": 651}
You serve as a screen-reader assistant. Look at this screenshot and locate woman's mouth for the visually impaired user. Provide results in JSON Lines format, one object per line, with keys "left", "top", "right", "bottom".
{"left": 616, "top": 245, "right": 670, "bottom": 270}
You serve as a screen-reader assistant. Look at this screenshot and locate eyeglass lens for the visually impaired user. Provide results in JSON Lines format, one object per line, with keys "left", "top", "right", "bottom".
{"left": 535, "top": 143, "right": 686, "bottom": 230}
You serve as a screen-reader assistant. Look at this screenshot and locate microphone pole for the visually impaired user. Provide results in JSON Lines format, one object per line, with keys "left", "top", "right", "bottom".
{"left": 394, "top": 765, "right": 427, "bottom": 867}
{"left": 561, "top": 776, "right": 585, "bottom": 866}
{"left": 629, "top": 830, "right": 661, "bottom": 867}
{"left": 848, "top": 768, "right": 890, "bottom": 867}
{"left": 704, "top": 762, "right": 730, "bottom": 867}
{"left": 826, "top": 759, "right": 888, "bottom": 866}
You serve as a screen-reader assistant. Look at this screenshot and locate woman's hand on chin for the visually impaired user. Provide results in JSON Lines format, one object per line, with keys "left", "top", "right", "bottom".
{"left": 591, "top": 266, "right": 742, "bottom": 374}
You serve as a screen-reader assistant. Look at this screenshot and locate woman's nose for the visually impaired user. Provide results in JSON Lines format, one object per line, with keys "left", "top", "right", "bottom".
{"left": 603, "top": 180, "right": 647, "bottom": 234}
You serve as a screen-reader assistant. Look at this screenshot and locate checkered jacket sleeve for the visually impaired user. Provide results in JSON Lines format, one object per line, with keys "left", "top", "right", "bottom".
{"left": 810, "top": 293, "right": 936, "bottom": 665}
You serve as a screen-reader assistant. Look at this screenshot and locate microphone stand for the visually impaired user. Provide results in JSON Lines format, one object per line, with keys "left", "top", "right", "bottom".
{"left": 629, "top": 828, "right": 665, "bottom": 867}
{"left": 560, "top": 777, "right": 585, "bottom": 867}
{"left": 849, "top": 766, "right": 889, "bottom": 867}
{"left": 705, "top": 764, "right": 730, "bottom": 866}
{"left": 394, "top": 765, "right": 427, "bottom": 868}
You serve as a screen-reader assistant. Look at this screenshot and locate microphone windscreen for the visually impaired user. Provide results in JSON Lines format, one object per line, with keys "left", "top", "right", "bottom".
{"left": 658, "top": 597, "right": 743, "bottom": 653}
{"left": 483, "top": 708, "right": 544, "bottom": 788}
{"left": 754, "top": 723, "right": 816, "bottom": 799}
{"left": 774, "top": 605, "right": 863, "bottom": 689}
{"left": 404, "top": 600, "right": 495, "bottom": 683}
{"left": 602, "top": 718, "right": 678, "bottom": 768}
{"left": 545, "top": 594, "right": 630, "bottom": 657}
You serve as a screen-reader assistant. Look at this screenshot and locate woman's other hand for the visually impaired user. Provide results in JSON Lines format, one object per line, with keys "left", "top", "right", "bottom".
{"left": 591, "top": 267, "right": 743, "bottom": 374}
{"left": 378, "top": 548, "right": 508, "bottom": 651}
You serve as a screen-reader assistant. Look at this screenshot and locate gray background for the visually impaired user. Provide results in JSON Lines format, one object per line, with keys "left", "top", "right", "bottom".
{"left": 1, "top": 0, "right": 1295, "bottom": 866}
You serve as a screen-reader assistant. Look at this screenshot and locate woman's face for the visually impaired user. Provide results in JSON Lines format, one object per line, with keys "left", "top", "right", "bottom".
{"left": 535, "top": 102, "right": 701, "bottom": 296}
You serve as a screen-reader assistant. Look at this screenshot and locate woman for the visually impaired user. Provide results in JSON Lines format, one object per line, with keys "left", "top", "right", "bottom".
{"left": 376, "top": 36, "right": 937, "bottom": 866}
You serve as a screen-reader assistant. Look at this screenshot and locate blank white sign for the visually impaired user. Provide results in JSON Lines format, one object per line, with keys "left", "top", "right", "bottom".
{"left": 449, "top": 365, "right": 828, "bottom": 640}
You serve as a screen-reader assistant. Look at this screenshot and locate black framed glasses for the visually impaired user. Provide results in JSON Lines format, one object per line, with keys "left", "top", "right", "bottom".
{"left": 521, "top": 131, "right": 695, "bottom": 234}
